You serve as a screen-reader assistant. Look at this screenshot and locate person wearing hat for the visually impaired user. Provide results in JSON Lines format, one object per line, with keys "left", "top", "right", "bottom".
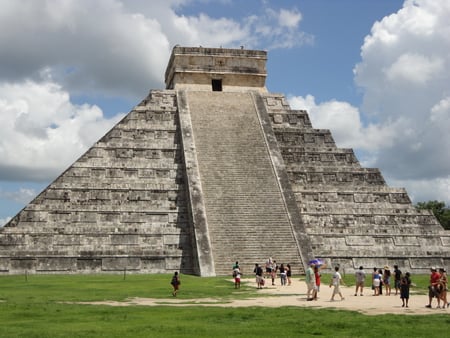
{"left": 438, "top": 268, "right": 448, "bottom": 308}
{"left": 426, "top": 267, "right": 441, "bottom": 308}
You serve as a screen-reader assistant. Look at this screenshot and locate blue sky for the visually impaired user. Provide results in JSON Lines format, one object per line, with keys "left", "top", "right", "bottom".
{"left": 1, "top": 0, "right": 449, "bottom": 226}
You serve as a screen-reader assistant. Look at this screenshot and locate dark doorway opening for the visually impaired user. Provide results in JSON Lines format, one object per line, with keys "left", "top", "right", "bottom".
{"left": 212, "top": 79, "right": 222, "bottom": 91}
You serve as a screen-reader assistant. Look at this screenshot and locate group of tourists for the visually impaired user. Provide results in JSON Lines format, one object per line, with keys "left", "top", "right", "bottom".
{"left": 425, "top": 266, "right": 448, "bottom": 309}
{"left": 173, "top": 261, "right": 448, "bottom": 309}
{"left": 353, "top": 265, "right": 412, "bottom": 307}
{"left": 247, "top": 259, "right": 448, "bottom": 310}
{"left": 249, "top": 258, "right": 292, "bottom": 289}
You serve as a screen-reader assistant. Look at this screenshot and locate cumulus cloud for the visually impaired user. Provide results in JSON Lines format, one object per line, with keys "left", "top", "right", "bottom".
{"left": 0, "top": 79, "right": 124, "bottom": 181}
{"left": 354, "top": 0, "right": 450, "bottom": 182}
{"left": 290, "top": 0, "right": 450, "bottom": 205}
{"left": 0, "top": 0, "right": 312, "bottom": 181}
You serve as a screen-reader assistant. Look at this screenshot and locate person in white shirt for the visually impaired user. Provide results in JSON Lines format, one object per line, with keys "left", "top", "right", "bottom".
{"left": 354, "top": 266, "right": 366, "bottom": 296}
{"left": 330, "top": 266, "right": 345, "bottom": 301}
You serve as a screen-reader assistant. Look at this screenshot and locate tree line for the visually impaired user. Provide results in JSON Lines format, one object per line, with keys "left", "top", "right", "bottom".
{"left": 415, "top": 200, "right": 450, "bottom": 230}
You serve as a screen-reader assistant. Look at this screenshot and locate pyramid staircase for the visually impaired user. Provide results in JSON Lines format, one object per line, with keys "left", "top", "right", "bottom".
{"left": 179, "top": 91, "right": 308, "bottom": 275}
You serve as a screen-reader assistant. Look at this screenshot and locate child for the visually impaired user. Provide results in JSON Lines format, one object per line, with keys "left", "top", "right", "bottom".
{"left": 400, "top": 272, "right": 411, "bottom": 307}
{"left": 233, "top": 267, "right": 241, "bottom": 289}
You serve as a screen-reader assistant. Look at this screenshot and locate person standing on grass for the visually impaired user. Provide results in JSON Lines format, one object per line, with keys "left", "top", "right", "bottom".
{"left": 393, "top": 265, "right": 402, "bottom": 295}
{"left": 329, "top": 266, "right": 345, "bottom": 301}
{"left": 170, "top": 271, "right": 180, "bottom": 297}
{"left": 233, "top": 267, "right": 241, "bottom": 289}
{"left": 354, "top": 266, "right": 366, "bottom": 296}
{"left": 400, "top": 272, "right": 411, "bottom": 307}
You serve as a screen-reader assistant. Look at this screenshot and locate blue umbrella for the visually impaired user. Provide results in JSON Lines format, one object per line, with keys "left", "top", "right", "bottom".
{"left": 308, "top": 258, "right": 324, "bottom": 266}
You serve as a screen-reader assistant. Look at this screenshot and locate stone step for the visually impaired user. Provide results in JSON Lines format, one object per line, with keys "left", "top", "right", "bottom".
{"left": 186, "top": 91, "right": 303, "bottom": 275}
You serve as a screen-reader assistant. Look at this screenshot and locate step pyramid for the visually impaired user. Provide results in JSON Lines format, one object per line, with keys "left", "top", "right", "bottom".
{"left": 0, "top": 46, "right": 448, "bottom": 275}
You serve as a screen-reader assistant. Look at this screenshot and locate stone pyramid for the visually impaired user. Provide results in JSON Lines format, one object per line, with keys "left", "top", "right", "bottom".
{"left": 1, "top": 46, "right": 449, "bottom": 276}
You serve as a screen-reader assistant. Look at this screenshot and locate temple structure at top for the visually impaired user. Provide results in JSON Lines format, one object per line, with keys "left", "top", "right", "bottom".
{"left": 1, "top": 46, "right": 448, "bottom": 276}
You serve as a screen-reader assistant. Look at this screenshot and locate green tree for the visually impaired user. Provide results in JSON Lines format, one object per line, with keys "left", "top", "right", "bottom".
{"left": 415, "top": 200, "right": 450, "bottom": 230}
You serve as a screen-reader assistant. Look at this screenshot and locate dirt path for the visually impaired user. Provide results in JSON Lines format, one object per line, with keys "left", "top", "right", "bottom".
{"left": 79, "top": 278, "right": 448, "bottom": 316}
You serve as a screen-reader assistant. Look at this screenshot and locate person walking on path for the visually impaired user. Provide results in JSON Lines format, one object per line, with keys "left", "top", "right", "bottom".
{"left": 438, "top": 268, "right": 448, "bottom": 308}
{"left": 312, "top": 265, "right": 321, "bottom": 300}
{"left": 400, "top": 272, "right": 411, "bottom": 307}
{"left": 329, "top": 266, "right": 345, "bottom": 301}
{"left": 254, "top": 263, "right": 264, "bottom": 289}
{"left": 354, "top": 266, "right": 366, "bottom": 296}
{"left": 305, "top": 263, "right": 315, "bottom": 300}
{"left": 170, "top": 271, "right": 181, "bottom": 297}
{"left": 426, "top": 267, "right": 441, "bottom": 308}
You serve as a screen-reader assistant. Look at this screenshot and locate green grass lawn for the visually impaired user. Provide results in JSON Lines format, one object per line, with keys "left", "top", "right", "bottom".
{"left": 0, "top": 273, "right": 447, "bottom": 338}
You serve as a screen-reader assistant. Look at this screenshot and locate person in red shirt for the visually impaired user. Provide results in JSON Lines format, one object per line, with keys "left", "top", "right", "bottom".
{"left": 426, "top": 267, "right": 441, "bottom": 308}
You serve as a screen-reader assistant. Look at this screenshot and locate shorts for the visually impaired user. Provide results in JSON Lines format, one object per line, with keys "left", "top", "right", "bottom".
{"left": 373, "top": 279, "right": 380, "bottom": 287}
{"left": 429, "top": 285, "right": 440, "bottom": 298}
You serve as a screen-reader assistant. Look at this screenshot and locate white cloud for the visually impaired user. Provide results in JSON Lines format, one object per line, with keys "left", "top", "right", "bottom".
{"left": 354, "top": 0, "right": 450, "bottom": 186}
{"left": 385, "top": 53, "right": 444, "bottom": 85}
{"left": 288, "top": 0, "right": 450, "bottom": 205}
{"left": 288, "top": 94, "right": 396, "bottom": 152}
{"left": 0, "top": 79, "right": 124, "bottom": 181}
{"left": 278, "top": 8, "right": 302, "bottom": 28}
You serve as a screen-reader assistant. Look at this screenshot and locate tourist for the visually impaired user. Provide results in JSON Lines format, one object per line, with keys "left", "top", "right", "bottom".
{"left": 233, "top": 267, "right": 241, "bottom": 289}
{"left": 400, "top": 272, "right": 411, "bottom": 307}
{"left": 371, "top": 267, "right": 378, "bottom": 295}
{"left": 170, "top": 271, "right": 181, "bottom": 297}
{"left": 232, "top": 261, "right": 239, "bottom": 270}
{"left": 279, "top": 263, "right": 287, "bottom": 286}
{"left": 383, "top": 266, "right": 391, "bottom": 296}
{"left": 438, "top": 268, "right": 448, "bottom": 308}
{"left": 329, "top": 266, "right": 345, "bottom": 301}
{"left": 265, "top": 257, "right": 273, "bottom": 279}
{"left": 354, "top": 266, "right": 366, "bottom": 296}
{"left": 271, "top": 260, "right": 278, "bottom": 286}
{"left": 312, "top": 265, "right": 321, "bottom": 300}
{"left": 305, "top": 263, "right": 315, "bottom": 300}
{"left": 372, "top": 269, "right": 382, "bottom": 296}
{"left": 426, "top": 267, "right": 441, "bottom": 308}
{"left": 393, "top": 265, "right": 402, "bottom": 295}
{"left": 286, "top": 264, "right": 292, "bottom": 285}
{"left": 254, "top": 263, "right": 264, "bottom": 289}
{"left": 378, "top": 269, "right": 384, "bottom": 295}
